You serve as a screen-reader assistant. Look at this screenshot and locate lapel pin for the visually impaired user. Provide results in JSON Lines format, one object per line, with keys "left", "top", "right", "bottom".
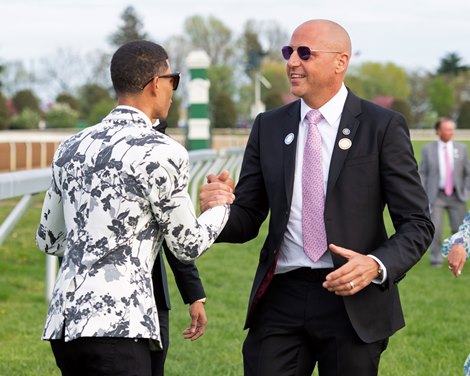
{"left": 284, "top": 133, "right": 295, "bottom": 145}
{"left": 342, "top": 128, "right": 351, "bottom": 135}
{"left": 338, "top": 138, "right": 352, "bottom": 150}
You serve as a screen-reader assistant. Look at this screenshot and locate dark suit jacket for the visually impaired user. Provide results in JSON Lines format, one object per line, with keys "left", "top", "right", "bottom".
{"left": 151, "top": 116, "right": 206, "bottom": 312}
{"left": 152, "top": 241, "right": 205, "bottom": 311}
{"left": 217, "top": 90, "right": 434, "bottom": 343}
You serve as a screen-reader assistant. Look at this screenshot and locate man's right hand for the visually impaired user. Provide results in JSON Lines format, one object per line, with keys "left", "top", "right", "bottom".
{"left": 199, "top": 170, "right": 235, "bottom": 213}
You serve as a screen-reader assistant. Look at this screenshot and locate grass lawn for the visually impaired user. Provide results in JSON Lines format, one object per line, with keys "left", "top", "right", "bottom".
{"left": 1, "top": 140, "right": 470, "bottom": 375}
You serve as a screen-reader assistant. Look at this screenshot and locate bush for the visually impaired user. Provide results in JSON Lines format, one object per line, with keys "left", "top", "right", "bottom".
{"left": 45, "top": 103, "right": 79, "bottom": 129}
{"left": 9, "top": 108, "right": 41, "bottom": 129}
{"left": 87, "top": 98, "right": 115, "bottom": 126}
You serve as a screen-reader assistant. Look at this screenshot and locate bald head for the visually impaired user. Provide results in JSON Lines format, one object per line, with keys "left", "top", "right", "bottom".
{"left": 294, "top": 19, "right": 352, "bottom": 59}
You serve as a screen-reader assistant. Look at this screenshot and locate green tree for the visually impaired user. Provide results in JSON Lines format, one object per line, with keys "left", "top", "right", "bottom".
{"left": 208, "top": 65, "right": 237, "bottom": 128}
{"left": 261, "top": 61, "right": 289, "bottom": 110}
{"left": 0, "top": 91, "right": 11, "bottom": 130}
{"left": 78, "top": 84, "right": 114, "bottom": 124}
{"left": 9, "top": 108, "right": 41, "bottom": 130}
{"left": 87, "top": 98, "right": 116, "bottom": 126}
{"left": 437, "top": 52, "right": 469, "bottom": 76}
{"left": 346, "top": 62, "right": 410, "bottom": 101}
{"left": 45, "top": 103, "right": 79, "bottom": 129}
{"left": 56, "top": 92, "right": 80, "bottom": 111}
{"left": 457, "top": 101, "right": 470, "bottom": 129}
{"left": 108, "top": 6, "right": 148, "bottom": 47}
{"left": 12, "top": 89, "right": 41, "bottom": 114}
{"left": 428, "top": 76, "right": 455, "bottom": 117}
{"left": 239, "top": 20, "right": 265, "bottom": 79}
{"left": 184, "top": 15, "right": 234, "bottom": 66}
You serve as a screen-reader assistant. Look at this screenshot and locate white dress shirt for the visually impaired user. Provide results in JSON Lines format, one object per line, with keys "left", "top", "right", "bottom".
{"left": 275, "top": 85, "right": 386, "bottom": 283}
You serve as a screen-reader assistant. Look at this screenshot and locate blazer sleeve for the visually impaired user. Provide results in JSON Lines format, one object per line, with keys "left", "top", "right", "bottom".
{"left": 163, "top": 241, "right": 206, "bottom": 304}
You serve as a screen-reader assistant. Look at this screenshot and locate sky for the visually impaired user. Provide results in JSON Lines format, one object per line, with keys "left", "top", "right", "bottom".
{"left": 2, "top": 0, "right": 470, "bottom": 73}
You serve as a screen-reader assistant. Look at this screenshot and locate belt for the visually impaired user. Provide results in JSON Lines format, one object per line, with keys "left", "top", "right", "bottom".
{"left": 274, "top": 267, "right": 334, "bottom": 282}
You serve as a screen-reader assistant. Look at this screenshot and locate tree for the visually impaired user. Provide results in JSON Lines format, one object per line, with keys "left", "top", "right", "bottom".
{"left": 45, "top": 103, "right": 79, "bottom": 129}
{"left": 346, "top": 62, "right": 410, "bottom": 101}
{"left": 0, "top": 91, "right": 11, "bottom": 130}
{"left": 239, "top": 20, "right": 265, "bottom": 79}
{"left": 183, "top": 16, "right": 234, "bottom": 66}
{"left": 78, "top": 84, "right": 114, "bottom": 124}
{"left": 208, "top": 65, "right": 237, "bottom": 128}
{"left": 108, "top": 6, "right": 148, "bottom": 48}
{"left": 12, "top": 89, "right": 41, "bottom": 114}
{"left": 457, "top": 101, "right": 470, "bottom": 129}
{"left": 428, "top": 76, "right": 455, "bottom": 117}
{"left": 9, "top": 108, "right": 41, "bottom": 130}
{"left": 407, "top": 70, "right": 433, "bottom": 128}
{"left": 87, "top": 98, "right": 116, "bottom": 126}
{"left": 56, "top": 92, "right": 80, "bottom": 111}
{"left": 437, "top": 52, "right": 469, "bottom": 76}
{"left": 261, "top": 61, "right": 289, "bottom": 110}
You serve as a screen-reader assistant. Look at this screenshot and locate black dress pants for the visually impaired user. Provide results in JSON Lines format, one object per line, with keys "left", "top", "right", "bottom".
{"left": 50, "top": 336, "right": 152, "bottom": 376}
{"left": 242, "top": 268, "right": 388, "bottom": 376}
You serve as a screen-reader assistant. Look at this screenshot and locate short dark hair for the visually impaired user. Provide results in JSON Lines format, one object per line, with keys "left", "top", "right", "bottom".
{"left": 434, "top": 117, "right": 452, "bottom": 131}
{"left": 110, "top": 40, "right": 169, "bottom": 95}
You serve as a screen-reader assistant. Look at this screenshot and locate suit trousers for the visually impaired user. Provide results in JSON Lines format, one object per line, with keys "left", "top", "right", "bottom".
{"left": 430, "top": 191, "right": 467, "bottom": 265}
{"left": 151, "top": 308, "right": 170, "bottom": 376}
{"left": 242, "top": 268, "right": 388, "bottom": 376}
{"left": 50, "top": 336, "right": 152, "bottom": 376}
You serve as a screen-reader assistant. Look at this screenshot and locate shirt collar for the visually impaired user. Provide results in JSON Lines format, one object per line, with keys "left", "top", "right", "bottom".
{"left": 300, "top": 83, "right": 348, "bottom": 126}
{"left": 113, "top": 105, "right": 154, "bottom": 127}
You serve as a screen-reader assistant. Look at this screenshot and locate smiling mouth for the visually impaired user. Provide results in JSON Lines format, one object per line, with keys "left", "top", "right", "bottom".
{"left": 290, "top": 73, "right": 306, "bottom": 80}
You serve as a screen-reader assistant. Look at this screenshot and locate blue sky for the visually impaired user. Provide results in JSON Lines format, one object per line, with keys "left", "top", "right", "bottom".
{"left": 2, "top": 0, "right": 470, "bottom": 71}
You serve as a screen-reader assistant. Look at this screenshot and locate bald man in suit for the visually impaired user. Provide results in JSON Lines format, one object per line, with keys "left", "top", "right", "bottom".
{"left": 200, "top": 19, "right": 433, "bottom": 376}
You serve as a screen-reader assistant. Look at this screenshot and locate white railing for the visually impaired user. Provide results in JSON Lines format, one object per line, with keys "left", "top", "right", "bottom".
{"left": 0, "top": 147, "right": 245, "bottom": 300}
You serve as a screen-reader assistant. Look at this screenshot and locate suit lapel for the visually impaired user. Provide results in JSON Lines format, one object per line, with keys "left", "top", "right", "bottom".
{"left": 326, "top": 91, "right": 361, "bottom": 197}
{"left": 283, "top": 100, "right": 301, "bottom": 207}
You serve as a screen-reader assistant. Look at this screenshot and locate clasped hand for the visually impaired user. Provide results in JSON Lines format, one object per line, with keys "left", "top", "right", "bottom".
{"left": 199, "top": 170, "right": 235, "bottom": 212}
{"left": 322, "top": 244, "right": 381, "bottom": 296}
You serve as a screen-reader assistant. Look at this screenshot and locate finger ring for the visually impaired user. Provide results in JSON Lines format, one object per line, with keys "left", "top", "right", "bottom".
{"left": 349, "top": 281, "right": 355, "bottom": 289}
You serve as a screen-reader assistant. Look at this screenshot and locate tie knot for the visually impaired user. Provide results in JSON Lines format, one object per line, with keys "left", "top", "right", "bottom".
{"left": 306, "top": 109, "right": 323, "bottom": 126}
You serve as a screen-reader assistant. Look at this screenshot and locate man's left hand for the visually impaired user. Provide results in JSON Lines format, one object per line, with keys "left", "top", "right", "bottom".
{"left": 182, "top": 300, "right": 207, "bottom": 341}
{"left": 322, "top": 244, "right": 380, "bottom": 296}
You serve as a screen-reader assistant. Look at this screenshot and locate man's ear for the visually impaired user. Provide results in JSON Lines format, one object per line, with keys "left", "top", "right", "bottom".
{"left": 336, "top": 53, "right": 349, "bottom": 74}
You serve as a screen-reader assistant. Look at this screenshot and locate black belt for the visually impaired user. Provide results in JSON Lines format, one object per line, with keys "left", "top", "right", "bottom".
{"left": 275, "top": 267, "right": 334, "bottom": 282}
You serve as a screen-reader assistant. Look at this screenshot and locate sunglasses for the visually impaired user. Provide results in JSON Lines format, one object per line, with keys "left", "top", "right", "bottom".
{"left": 142, "top": 72, "right": 181, "bottom": 91}
{"left": 281, "top": 46, "right": 342, "bottom": 61}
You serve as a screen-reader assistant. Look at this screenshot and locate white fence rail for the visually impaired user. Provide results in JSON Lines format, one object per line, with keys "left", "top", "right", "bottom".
{"left": 0, "top": 147, "right": 245, "bottom": 300}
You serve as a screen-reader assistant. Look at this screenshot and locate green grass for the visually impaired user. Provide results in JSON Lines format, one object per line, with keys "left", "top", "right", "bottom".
{"left": 1, "top": 140, "right": 470, "bottom": 375}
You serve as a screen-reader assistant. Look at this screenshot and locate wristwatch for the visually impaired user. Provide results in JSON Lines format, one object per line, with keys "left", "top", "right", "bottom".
{"left": 195, "top": 297, "right": 206, "bottom": 304}
{"left": 376, "top": 266, "right": 384, "bottom": 280}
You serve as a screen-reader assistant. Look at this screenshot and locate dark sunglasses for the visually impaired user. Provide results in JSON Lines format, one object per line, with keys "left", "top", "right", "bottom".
{"left": 281, "top": 46, "right": 341, "bottom": 61}
{"left": 142, "top": 72, "right": 181, "bottom": 91}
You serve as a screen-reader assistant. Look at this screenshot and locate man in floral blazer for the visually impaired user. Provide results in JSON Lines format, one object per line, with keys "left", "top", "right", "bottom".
{"left": 36, "top": 40, "right": 232, "bottom": 376}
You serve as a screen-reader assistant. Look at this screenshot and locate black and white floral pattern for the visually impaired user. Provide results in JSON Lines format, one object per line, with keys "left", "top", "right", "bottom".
{"left": 36, "top": 106, "right": 229, "bottom": 346}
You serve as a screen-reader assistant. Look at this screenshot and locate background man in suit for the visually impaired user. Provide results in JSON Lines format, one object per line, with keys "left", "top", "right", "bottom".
{"left": 150, "top": 121, "right": 207, "bottom": 376}
{"left": 200, "top": 19, "right": 434, "bottom": 375}
{"left": 420, "top": 117, "right": 470, "bottom": 267}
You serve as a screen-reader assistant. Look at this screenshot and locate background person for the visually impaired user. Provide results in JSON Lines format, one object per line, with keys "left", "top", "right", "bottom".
{"left": 200, "top": 19, "right": 433, "bottom": 376}
{"left": 150, "top": 120, "right": 208, "bottom": 376}
{"left": 36, "top": 40, "right": 232, "bottom": 376}
{"left": 420, "top": 117, "right": 470, "bottom": 267}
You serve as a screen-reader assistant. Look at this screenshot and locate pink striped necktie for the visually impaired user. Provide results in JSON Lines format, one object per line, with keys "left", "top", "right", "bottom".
{"left": 302, "top": 109, "right": 328, "bottom": 262}
{"left": 444, "top": 144, "right": 453, "bottom": 196}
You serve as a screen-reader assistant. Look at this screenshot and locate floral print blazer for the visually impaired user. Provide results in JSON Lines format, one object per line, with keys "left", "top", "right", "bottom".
{"left": 36, "top": 106, "right": 229, "bottom": 346}
{"left": 442, "top": 211, "right": 470, "bottom": 258}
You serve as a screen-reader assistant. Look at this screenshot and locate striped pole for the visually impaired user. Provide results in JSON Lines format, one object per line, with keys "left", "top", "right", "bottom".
{"left": 186, "top": 50, "right": 211, "bottom": 150}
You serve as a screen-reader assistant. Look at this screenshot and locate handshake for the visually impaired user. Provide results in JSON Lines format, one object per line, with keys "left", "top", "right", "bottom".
{"left": 199, "top": 170, "right": 235, "bottom": 213}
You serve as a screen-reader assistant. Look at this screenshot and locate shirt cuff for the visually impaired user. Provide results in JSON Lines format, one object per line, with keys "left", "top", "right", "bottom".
{"left": 367, "top": 255, "right": 387, "bottom": 284}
